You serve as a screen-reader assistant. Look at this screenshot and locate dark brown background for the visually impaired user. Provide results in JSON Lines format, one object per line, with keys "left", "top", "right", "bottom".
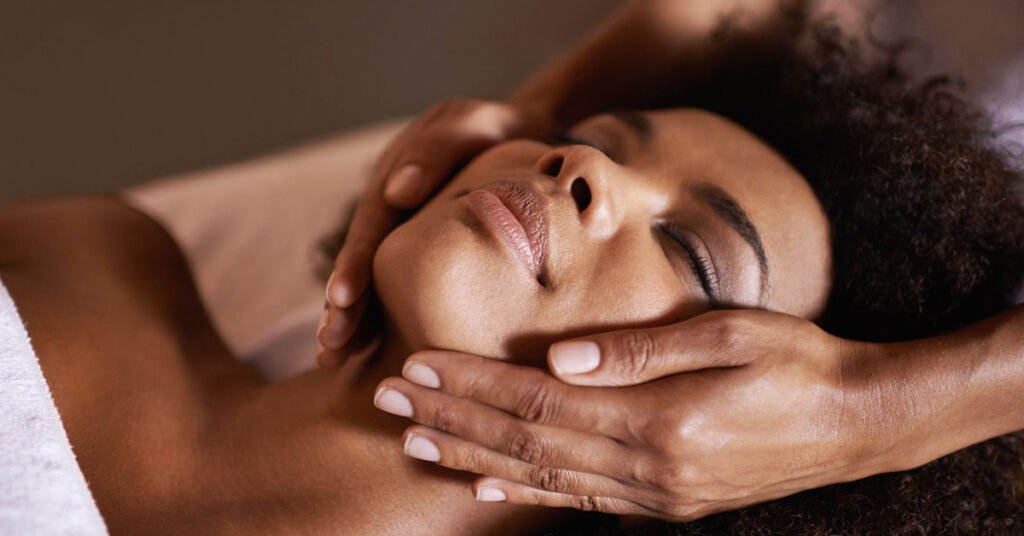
{"left": 0, "top": 1, "right": 618, "bottom": 201}
{"left": 2, "top": 1, "right": 1022, "bottom": 201}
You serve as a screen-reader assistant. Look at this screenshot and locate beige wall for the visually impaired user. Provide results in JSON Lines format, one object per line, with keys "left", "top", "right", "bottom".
{"left": 3, "top": 1, "right": 1023, "bottom": 202}
{"left": 0, "top": 1, "right": 617, "bottom": 201}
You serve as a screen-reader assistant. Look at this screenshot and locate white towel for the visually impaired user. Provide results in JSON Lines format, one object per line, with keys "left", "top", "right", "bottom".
{"left": 125, "top": 119, "right": 403, "bottom": 380}
{"left": 0, "top": 279, "right": 107, "bottom": 535}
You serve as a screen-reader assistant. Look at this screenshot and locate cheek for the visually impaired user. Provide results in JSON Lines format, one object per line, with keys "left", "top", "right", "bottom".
{"left": 535, "top": 236, "right": 703, "bottom": 343}
{"left": 583, "top": 247, "right": 695, "bottom": 326}
{"left": 373, "top": 198, "right": 540, "bottom": 357}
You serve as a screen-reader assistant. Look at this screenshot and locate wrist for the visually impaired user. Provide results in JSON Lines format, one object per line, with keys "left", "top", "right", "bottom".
{"left": 837, "top": 315, "right": 1022, "bottom": 478}
{"left": 833, "top": 340, "right": 916, "bottom": 479}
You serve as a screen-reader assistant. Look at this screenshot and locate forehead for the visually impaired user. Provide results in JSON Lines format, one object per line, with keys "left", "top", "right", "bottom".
{"left": 634, "top": 109, "right": 832, "bottom": 317}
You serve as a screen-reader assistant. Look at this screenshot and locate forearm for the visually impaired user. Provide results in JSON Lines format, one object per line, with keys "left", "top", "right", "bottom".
{"left": 509, "top": 0, "right": 785, "bottom": 127}
{"left": 853, "top": 306, "right": 1024, "bottom": 474}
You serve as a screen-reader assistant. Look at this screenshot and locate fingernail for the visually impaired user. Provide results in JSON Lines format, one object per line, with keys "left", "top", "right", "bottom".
{"left": 319, "top": 328, "right": 345, "bottom": 350}
{"left": 403, "top": 362, "right": 441, "bottom": 389}
{"left": 317, "top": 310, "right": 346, "bottom": 350}
{"left": 384, "top": 164, "right": 422, "bottom": 201}
{"left": 327, "top": 273, "right": 354, "bottom": 308}
{"left": 475, "top": 487, "right": 506, "bottom": 502}
{"left": 325, "top": 271, "right": 337, "bottom": 303}
{"left": 549, "top": 341, "right": 601, "bottom": 375}
{"left": 317, "top": 310, "right": 329, "bottom": 330}
{"left": 403, "top": 434, "right": 441, "bottom": 462}
{"left": 374, "top": 387, "right": 413, "bottom": 417}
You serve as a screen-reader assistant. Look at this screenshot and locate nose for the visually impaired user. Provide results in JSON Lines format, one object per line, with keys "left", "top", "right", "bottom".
{"left": 535, "top": 145, "right": 619, "bottom": 238}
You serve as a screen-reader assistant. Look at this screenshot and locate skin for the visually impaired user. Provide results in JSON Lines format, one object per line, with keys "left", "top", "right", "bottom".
{"left": 322, "top": 0, "right": 1024, "bottom": 520}
{"left": 318, "top": 0, "right": 805, "bottom": 362}
{"left": 373, "top": 109, "right": 831, "bottom": 362}
{"left": 0, "top": 198, "right": 566, "bottom": 536}
{"left": 0, "top": 107, "right": 835, "bottom": 532}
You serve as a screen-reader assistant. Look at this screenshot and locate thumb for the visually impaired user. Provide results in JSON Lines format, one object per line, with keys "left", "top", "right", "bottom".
{"left": 547, "top": 312, "right": 759, "bottom": 386}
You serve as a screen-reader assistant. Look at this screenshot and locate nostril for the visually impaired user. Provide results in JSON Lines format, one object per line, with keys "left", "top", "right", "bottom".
{"left": 570, "top": 177, "right": 592, "bottom": 213}
{"left": 542, "top": 155, "right": 564, "bottom": 177}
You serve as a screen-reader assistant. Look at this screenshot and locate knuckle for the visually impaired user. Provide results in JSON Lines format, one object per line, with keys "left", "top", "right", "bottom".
{"left": 709, "top": 313, "right": 754, "bottom": 352}
{"left": 654, "top": 467, "right": 689, "bottom": 493}
{"left": 507, "top": 428, "right": 547, "bottom": 465}
{"left": 652, "top": 464, "right": 703, "bottom": 501}
{"left": 458, "top": 374, "right": 489, "bottom": 400}
{"left": 455, "top": 444, "right": 488, "bottom": 474}
{"left": 631, "top": 456, "right": 666, "bottom": 488}
{"left": 643, "top": 415, "right": 690, "bottom": 453}
{"left": 514, "top": 383, "right": 560, "bottom": 424}
{"left": 617, "top": 331, "right": 658, "bottom": 378}
{"left": 529, "top": 466, "right": 574, "bottom": 493}
{"left": 574, "top": 495, "right": 599, "bottom": 512}
{"left": 428, "top": 404, "right": 459, "bottom": 434}
{"left": 663, "top": 504, "right": 701, "bottom": 522}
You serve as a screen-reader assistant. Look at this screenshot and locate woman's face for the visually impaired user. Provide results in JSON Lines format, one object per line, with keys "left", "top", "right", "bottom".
{"left": 374, "top": 108, "right": 831, "bottom": 363}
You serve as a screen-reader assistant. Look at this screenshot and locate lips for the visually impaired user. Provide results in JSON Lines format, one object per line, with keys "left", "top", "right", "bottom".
{"left": 465, "top": 181, "right": 550, "bottom": 283}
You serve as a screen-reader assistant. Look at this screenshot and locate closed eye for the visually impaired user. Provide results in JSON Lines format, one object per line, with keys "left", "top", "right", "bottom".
{"left": 555, "top": 133, "right": 615, "bottom": 161}
{"left": 659, "top": 222, "right": 720, "bottom": 302}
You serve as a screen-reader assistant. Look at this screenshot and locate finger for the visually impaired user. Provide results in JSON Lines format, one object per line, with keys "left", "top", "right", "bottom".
{"left": 316, "top": 295, "right": 380, "bottom": 368}
{"left": 472, "top": 477, "right": 657, "bottom": 517}
{"left": 326, "top": 192, "right": 401, "bottom": 309}
{"left": 399, "top": 425, "right": 637, "bottom": 500}
{"left": 337, "top": 293, "right": 383, "bottom": 355}
{"left": 402, "top": 351, "right": 634, "bottom": 439}
{"left": 325, "top": 126, "right": 412, "bottom": 309}
{"left": 383, "top": 102, "right": 537, "bottom": 208}
{"left": 375, "top": 378, "right": 640, "bottom": 482}
{"left": 316, "top": 323, "right": 380, "bottom": 368}
{"left": 317, "top": 294, "right": 368, "bottom": 351}
{"left": 315, "top": 305, "right": 341, "bottom": 368}
{"left": 381, "top": 132, "right": 502, "bottom": 209}
{"left": 547, "top": 310, "right": 763, "bottom": 387}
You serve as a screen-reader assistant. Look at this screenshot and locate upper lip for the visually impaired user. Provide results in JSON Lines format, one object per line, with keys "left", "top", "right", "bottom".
{"left": 482, "top": 181, "right": 550, "bottom": 285}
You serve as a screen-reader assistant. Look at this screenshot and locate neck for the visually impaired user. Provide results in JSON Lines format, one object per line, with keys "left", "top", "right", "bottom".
{"left": 345, "top": 310, "right": 416, "bottom": 389}
{"left": 318, "top": 313, "right": 573, "bottom": 535}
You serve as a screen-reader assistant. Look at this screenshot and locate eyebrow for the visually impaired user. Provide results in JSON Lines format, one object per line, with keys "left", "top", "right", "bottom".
{"left": 610, "top": 112, "right": 769, "bottom": 301}
{"left": 609, "top": 110, "right": 653, "bottom": 144}
{"left": 692, "top": 182, "right": 770, "bottom": 302}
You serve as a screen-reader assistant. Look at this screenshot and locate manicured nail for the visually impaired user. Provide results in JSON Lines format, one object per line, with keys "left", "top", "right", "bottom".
{"left": 475, "top": 487, "right": 507, "bottom": 502}
{"left": 327, "top": 273, "right": 355, "bottom": 308}
{"left": 403, "top": 362, "right": 441, "bottom": 389}
{"left": 383, "top": 164, "right": 422, "bottom": 202}
{"left": 403, "top": 434, "right": 441, "bottom": 462}
{"left": 325, "top": 271, "right": 338, "bottom": 303}
{"left": 374, "top": 387, "right": 413, "bottom": 417}
{"left": 549, "top": 341, "right": 601, "bottom": 375}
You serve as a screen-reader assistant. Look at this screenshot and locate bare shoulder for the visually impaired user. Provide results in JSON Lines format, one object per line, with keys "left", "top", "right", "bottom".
{"left": 0, "top": 196, "right": 218, "bottom": 356}
{"left": 0, "top": 195, "right": 260, "bottom": 531}
{"left": 0, "top": 196, "right": 181, "bottom": 284}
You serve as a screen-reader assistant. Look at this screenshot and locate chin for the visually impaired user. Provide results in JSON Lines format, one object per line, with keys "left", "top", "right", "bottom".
{"left": 372, "top": 206, "right": 534, "bottom": 359}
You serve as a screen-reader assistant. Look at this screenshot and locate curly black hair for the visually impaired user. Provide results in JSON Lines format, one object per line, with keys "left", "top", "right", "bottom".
{"left": 546, "top": 6, "right": 1024, "bottom": 536}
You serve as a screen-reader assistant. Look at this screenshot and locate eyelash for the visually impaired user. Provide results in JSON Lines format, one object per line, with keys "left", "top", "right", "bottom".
{"left": 560, "top": 134, "right": 715, "bottom": 300}
{"left": 659, "top": 222, "right": 719, "bottom": 301}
